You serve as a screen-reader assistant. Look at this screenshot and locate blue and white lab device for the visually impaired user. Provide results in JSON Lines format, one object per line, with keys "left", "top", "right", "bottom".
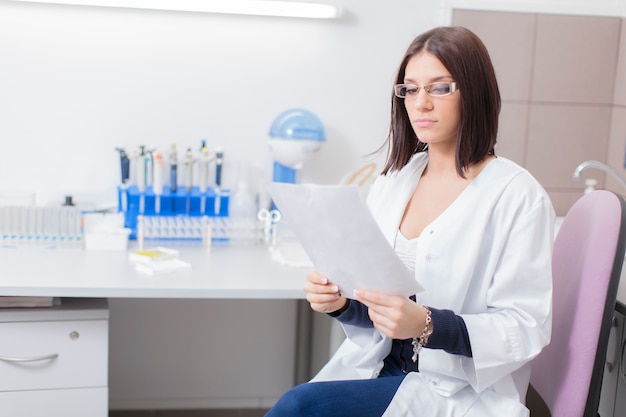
{"left": 268, "top": 108, "right": 326, "bottom": 183}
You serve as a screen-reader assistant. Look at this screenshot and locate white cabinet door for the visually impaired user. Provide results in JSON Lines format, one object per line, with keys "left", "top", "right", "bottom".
{"left": 0, "top": 319, "right": 108, "bottom": 392}
{"left": 0, "top": 387, "right": 108, "bottom": 417}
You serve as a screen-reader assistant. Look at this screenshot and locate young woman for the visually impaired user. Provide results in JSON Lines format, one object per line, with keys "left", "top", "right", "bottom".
{"left": 266, "top": 26, "right": 554, "bottom": 417}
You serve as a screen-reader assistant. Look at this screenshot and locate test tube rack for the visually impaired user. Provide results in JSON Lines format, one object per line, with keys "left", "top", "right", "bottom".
{"left": 137, "top": 215, "right": 263, "bottom": 244}
{"left": 0, "top": 205, "right": 83, "bottom": 247}
{"left": 119, "top": 185, "right": 232, "bottom": 240}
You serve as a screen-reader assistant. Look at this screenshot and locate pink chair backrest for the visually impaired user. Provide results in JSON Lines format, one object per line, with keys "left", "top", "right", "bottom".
{"left": 530, "top": 190, "right": 626, "bottom": 417}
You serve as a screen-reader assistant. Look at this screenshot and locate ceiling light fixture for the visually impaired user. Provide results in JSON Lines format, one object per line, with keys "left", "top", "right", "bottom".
{"left": 9, "top": 0, "right": 343, "bottom": 19}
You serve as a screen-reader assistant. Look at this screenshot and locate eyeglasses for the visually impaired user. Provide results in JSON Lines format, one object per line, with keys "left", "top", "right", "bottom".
{"left": 394, "top": 82, "right": 458, "bottom": 99}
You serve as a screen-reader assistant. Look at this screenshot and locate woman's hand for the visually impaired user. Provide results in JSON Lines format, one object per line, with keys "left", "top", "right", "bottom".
{"left": 354, "top": 289, "right": 427, "bottom": 340}
{"left": 304, "top": 270, "right": 347, "bottom": 314}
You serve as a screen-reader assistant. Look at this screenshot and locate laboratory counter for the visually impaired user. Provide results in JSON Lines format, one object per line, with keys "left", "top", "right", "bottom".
{"left": 0, "top": 244, "right": 313, "bottom": 415}
{"left": 1, "top": 245, "right": 625, "bottom": 306}
{"left": 0, "top": 245, "right": 308, "bottom": 299}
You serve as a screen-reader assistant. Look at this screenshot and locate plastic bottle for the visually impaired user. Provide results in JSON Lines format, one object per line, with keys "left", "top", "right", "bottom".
{"left": 228, "top": 162, "right": 258, "bottom": 243}
{"left": 584, "top": 178, "right": 598, "bottom": 194}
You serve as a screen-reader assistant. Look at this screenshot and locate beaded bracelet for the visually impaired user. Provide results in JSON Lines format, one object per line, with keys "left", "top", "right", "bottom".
{"left": 412, "top": 306, "right": 433, "bottom": 363}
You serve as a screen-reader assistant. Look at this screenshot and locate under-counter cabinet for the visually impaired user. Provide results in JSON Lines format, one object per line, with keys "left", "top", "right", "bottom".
{"left": 599, "top": 306, "right": 626, "bottom": 417}
{"left": 0, "top": 298, "right": 109, "bottom": 417}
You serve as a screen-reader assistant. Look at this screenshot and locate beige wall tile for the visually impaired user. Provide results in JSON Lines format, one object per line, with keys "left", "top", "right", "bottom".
{"left": 547, "top": 190, "right": 586, "bottom": 216}
{"left": 450, "top": 9, "right": 624, "bottom": 214}
{"left": 496, "top": 101, "right": 528, "bottom": 165}
{"left": 533, "top": 14, "right": 620, "bottom": 104}
{"left": 614, "top": 19, "right": 626, "bottom": 106}
{"left": 605, "top": 106, "right": 626, "bottom": 195}
{"left": 525, "top": 104, "right": 611, "bottom": 189}
{"left": 452, "top": 9, "right": 535, "bottom": 101}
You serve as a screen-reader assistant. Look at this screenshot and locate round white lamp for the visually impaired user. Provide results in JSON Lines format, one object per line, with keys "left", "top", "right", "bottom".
{"left": 269, "top": 108, "right": 326, "bottom": 183}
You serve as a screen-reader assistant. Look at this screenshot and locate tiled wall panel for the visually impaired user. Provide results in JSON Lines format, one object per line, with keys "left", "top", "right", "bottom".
{"left": 453, "top": 9, "right": 623, "bottom": 215}
{"left": 496, "top": 101, "right": 529, "bottom": 165}
{"left": 607, "top": 106, "right": 626, "bottom": 191}
{"left": 452, "top": 10, "right": 536, "bottom": 102}
{"left": 614, "top": 18, "right": 626, "bottom": 106}
{"left": 533, "top": 14, "right": 620, "bottom": 105}
{"left": 525, "top": 104, "right": 611, "bottom": 188}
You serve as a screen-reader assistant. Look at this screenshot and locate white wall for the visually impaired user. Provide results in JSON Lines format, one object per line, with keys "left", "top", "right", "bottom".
{"left": 0, "top": 0, "right": 440, "bottom": 207}
{"left": 0, "top": 0, "right": 442, "bottom": 409}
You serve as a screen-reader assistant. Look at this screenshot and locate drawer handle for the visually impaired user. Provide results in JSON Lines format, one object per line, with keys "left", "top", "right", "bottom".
{"left": 0, "top": 353, "right": 59, "bottom": 363}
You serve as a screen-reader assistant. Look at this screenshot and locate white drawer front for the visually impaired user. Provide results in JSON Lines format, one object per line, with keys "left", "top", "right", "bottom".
{"left": 0, "top": 387, "right": 108, "bottom": 417}
{"left": 0, "top": 319, "right": 108, "bottom": 391}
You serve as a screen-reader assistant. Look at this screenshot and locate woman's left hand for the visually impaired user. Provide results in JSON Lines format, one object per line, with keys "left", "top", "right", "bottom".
{"left": 354, "top": 289, "right": 428, "bottom": 340}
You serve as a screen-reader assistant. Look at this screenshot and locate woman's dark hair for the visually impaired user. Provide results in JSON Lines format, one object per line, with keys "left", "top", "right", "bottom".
{"left": 381, "top": 26, "right": 500, "bottom": 177}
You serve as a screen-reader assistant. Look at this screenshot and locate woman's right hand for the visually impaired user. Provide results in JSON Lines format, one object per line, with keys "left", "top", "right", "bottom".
{"left": 304, "top": 270, "right": 347, "bottom": 314}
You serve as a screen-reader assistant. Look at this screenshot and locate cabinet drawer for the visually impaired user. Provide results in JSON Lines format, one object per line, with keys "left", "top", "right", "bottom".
{"left": 0, "top": 319, "right": 108, "bottom": 392}
{"left": 0, "top": 387, "right": 108, "bottom": 417}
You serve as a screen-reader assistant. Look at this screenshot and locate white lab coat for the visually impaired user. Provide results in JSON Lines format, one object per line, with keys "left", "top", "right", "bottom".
{"left": 312, "top": 153, "right": 555, "bottom": 417}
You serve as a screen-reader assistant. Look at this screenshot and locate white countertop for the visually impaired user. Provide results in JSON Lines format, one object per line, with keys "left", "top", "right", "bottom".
{"left": 0, "top": 244, "right": 308, "bottom": 299}
{"left": 1, "top": 243, "right": 625, "bottom": 310}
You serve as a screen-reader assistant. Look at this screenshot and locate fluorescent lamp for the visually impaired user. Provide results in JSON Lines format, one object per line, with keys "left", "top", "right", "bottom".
{"left": 9, "top": 0, "right": 343, "bottom": 19}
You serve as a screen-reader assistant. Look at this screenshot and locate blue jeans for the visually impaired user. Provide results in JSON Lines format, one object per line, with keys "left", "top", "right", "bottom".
{"left": 265, "top": 357, "right": 407, "bottom": 417}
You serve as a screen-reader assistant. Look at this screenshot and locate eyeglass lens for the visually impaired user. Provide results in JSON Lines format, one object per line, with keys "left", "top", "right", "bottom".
{"left": 395, "top": 82, "right": 456, "bottom": 98}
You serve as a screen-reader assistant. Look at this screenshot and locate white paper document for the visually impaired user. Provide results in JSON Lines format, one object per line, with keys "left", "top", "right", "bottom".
{"left": 268, "top": 182, "right": 422, "bottom": 298}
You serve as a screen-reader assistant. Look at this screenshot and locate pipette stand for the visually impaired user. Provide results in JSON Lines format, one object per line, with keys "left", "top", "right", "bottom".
{"left": 119, "top": 185, "right": 232, "bottom": 241}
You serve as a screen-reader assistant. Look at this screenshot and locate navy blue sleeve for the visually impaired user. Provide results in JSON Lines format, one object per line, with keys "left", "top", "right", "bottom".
{"left": 328, "top": 299, "right": 373, "bottom": 328}
{"left": 427, "top": 307, "right": 473, "bottom": 357}
{"left": 328, "top": 301, "right": 472, "bottom": 357}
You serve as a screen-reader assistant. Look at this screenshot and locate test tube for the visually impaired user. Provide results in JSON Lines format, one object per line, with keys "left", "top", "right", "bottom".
{"left": 0, "top": 207, "right": 6, "bottom": 241}
{"left": 45, "top": 206, "right": 57, "bottom": 242}
{"left": 35, "top": 206, "right": 44, "bottom": 243}
{"left": 137, "top": 215, "right": 144, "bottom": 251}
{"left": 202, "top": 215, "right": 212, "bottom": 252}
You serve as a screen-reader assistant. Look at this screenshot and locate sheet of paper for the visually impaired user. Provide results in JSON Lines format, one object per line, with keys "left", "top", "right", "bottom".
{"left": 268, "top": 182, "right": 422, "bottom": 298}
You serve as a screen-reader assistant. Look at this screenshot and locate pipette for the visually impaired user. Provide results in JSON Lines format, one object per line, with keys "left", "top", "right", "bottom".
{"left": 169, "top": 142, "right": 178, "bottom": 212}
{"left": 183, "top": 147, "right": 195, "bottom": 213}
{"left": 153, "top": 152, "right": 164, "bottom": 214}
{"left": 136, "top": 145, "right": 148, "bottom": 214}
{"left": 146, "top": 146, "right": 157, "bottom": 187}
{"left": 115, "top": 147, "right": 130, "bottom": 211}
{"left": 115, "top": 147, "right": 130, "bottom": 184}
{"left": 214, "top": 147, "right": 224, "bottom": 215}
{"left": 198, "top": 140, "right": 211, "bottom": 214}
{"left": 215, "top": 147, "right": 224, "bottom": 189}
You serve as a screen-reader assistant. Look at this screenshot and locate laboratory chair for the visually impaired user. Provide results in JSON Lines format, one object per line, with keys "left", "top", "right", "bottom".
{"left": 528, "top": 190, "right": 626, "bottom": 417}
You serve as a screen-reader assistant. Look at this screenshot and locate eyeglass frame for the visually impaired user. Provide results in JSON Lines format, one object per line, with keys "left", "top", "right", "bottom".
{"left": 394, "top": 82, "right": 458, "bottom": 99}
